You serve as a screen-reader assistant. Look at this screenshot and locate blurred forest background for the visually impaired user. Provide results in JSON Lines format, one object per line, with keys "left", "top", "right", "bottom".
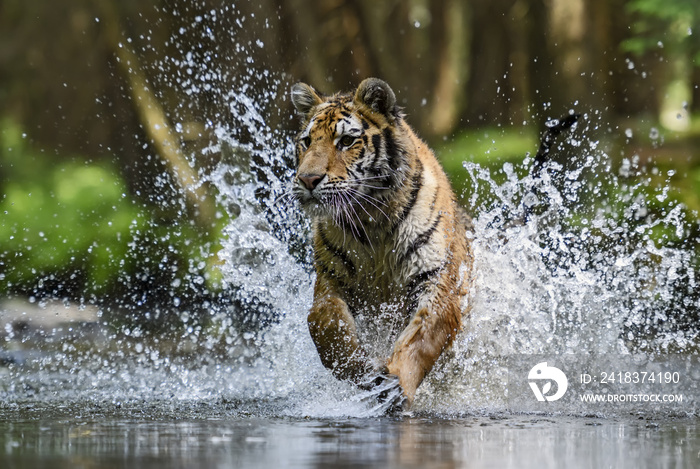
{"left": 1, "top": 0, "right": 699, "bottom": 326}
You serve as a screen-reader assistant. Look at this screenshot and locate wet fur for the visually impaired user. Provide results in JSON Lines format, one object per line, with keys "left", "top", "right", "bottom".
{"left": 291, "top": 78, "right": 474, "bottom": 406}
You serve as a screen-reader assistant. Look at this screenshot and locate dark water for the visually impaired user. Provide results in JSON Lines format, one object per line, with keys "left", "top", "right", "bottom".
{"left": 1, "top": 403, "right": 698, "bottom": 469}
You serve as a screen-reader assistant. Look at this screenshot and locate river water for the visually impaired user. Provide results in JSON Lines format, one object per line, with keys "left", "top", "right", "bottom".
{"left": 1, "top": 408, "right": 698, "bottom": 469}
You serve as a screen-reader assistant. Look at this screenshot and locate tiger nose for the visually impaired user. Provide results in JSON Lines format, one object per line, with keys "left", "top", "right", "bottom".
{"left": 298, "top": 173, "right": 324, "bottom": 191}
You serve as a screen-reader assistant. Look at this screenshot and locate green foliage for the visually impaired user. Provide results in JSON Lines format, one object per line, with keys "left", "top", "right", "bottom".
{"left": 436, "top": 126, "right": 537, "bottom": 169}
{"left": 623, "top": 0, "right": 700, "bottom": 63}
{"left": 435, "top": 126, "right": 537, "bottom": 201}
{"left": 0, "top": 118, "right": 221, "bottom": 300}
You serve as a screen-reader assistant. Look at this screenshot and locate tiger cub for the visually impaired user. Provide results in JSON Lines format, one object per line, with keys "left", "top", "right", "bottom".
{"left": 291, "top": 78, "right": 473, "bottom": 406}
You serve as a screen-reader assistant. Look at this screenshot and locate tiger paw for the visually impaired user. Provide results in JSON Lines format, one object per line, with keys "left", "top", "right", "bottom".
{"left": 358, "top": 370, "right": 406, "bottom": 414}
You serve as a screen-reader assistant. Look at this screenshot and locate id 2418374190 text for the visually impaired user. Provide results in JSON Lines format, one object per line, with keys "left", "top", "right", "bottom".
{"left": 580, "top": 371, "right": 681, "bottom": 385}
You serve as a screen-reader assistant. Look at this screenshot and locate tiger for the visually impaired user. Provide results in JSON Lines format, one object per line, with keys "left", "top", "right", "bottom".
{"left": 290, "top": 77, "right": 474, "bottom": 409}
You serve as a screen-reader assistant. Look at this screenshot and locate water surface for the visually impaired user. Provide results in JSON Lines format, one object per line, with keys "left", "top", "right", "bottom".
{"left": 2, "top": 403, "right": 698, "bottom": 469}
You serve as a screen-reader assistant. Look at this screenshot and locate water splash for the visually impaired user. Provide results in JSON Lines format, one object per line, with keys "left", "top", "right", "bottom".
{"left": 413, "top": 114, "right": 699, "bottom": 414}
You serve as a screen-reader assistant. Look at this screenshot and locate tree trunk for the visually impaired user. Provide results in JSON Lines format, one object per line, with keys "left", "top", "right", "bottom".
{"left": 100, "top": 2, "right": 217, "bottom": 233}
{"left": 426, "top": 0, "right": 471, "bottom": 137}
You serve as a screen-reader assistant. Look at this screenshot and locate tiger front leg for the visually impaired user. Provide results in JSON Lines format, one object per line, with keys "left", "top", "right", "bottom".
{"left": 386, "top": 291, "right": 462, "bottom": 404}
{"left": 308, "top": 290, "right": 406, "bottom": 411}
{"left": 307, "top": 294, "right": 372, "bottom": 382}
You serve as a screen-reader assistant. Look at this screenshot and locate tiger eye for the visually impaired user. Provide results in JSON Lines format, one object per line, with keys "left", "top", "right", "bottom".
{"left": 299, "top": 136, "right": 312, "bottom": 149}
{"left": 338, "top": 135, "right": 355, "bottom": 148}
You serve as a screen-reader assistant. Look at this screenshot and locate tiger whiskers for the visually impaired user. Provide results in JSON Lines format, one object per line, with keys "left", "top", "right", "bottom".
{"left": 350, "top": 174, "right": 391, "bottom": 183}
{"left": 328, "top": 187, "right": 374, "bottom": 250}
{"left": 272, "top": 186, "right": 298, "bottom": 206}
{"left": 331, "top": 191, "right": 353, "bottom": 245}
{"left": 346, "top": 187, "right": 390, "bottom": 221}
{"left": 343, "top": 191, "right": 375, "bottom": 251}
{"left": 350, "top": 175, "right": 391, "bottom": 190}
{"left": 340, "top": 193, "right": 367, "bottom": 245}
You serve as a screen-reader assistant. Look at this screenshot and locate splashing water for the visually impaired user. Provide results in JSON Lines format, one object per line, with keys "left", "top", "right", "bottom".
{"left": 415, "top": 118, "right": 700, "bottom": 414}
{"left": 2, "top": 6, "right": 698, "bottom": 419}
{"left": 202, "top": 97, "right": 700, "bottom": 417}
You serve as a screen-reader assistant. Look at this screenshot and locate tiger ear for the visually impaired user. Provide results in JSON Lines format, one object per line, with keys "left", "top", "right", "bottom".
{"left": 354, "top": 78, "right": 397, "bottom": 119}
{"left": 291, "top": 82, "right": 324, "bottom": 117}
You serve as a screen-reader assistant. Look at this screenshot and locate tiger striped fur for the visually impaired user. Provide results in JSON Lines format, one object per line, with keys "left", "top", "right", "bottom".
{"left": 291, "top": 78, "right": 474, "bottom": 407}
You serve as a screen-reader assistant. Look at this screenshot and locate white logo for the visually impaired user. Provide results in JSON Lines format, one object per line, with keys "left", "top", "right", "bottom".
{"left": 528, "top": 362, "right": 568, "bottom": 402}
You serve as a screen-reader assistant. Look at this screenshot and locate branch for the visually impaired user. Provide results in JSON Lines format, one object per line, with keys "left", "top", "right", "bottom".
{"left": 99, "top": 4, "right": 216, "bottom": 233}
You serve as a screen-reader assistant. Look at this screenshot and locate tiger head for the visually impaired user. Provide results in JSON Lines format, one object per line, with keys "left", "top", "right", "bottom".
{"left": 290, "top": 78, "right": 408, "bottom": 223}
